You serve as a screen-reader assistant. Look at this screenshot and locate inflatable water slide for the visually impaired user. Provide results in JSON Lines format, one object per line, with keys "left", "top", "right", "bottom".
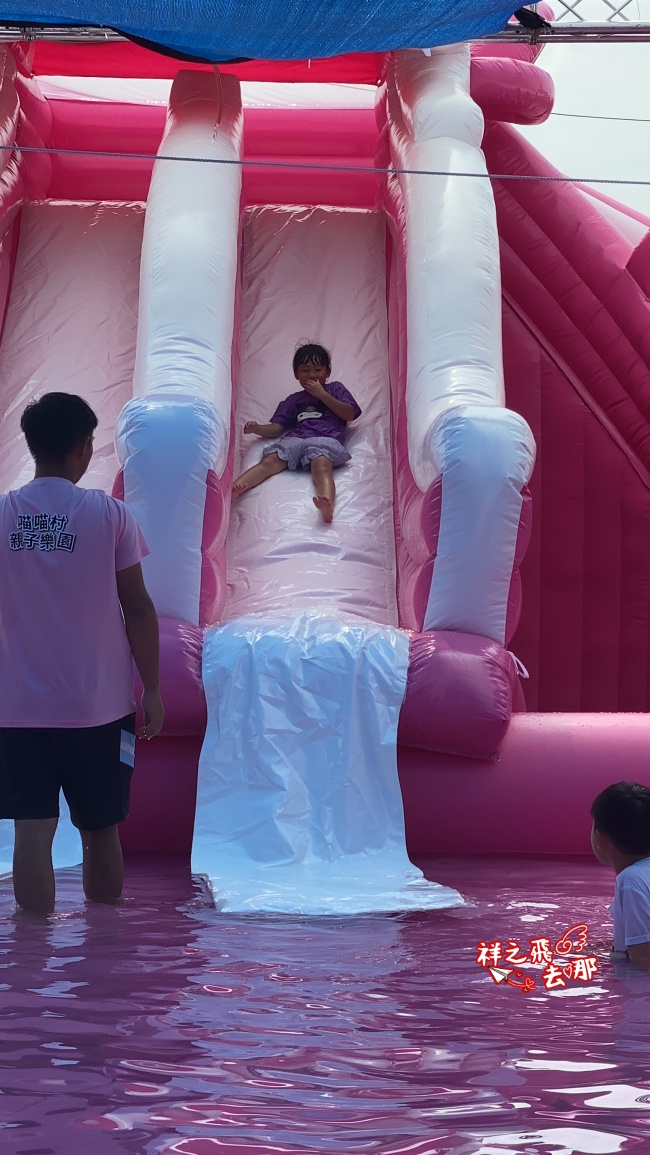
{"left": 1, "top": 31, "right": 650, "bottom": 906}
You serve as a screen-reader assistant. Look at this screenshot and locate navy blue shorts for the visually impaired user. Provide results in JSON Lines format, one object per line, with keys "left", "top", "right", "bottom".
{"left": 0, "top": 714, "right": 136, "bottom": 831}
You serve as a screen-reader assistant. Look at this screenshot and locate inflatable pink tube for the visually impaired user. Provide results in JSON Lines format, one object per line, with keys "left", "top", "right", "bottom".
{"left": 0, "top": 52, "right": 23, "bottom": 343}
{"left": 382, "top": 49, "right": 535, "bottom": 659}
{"left": 121, "top": 736, "right": 203, "bottom": 856}
{"left": 0, "top": 51, "right": 19, "bottom": 169}
{"left": 399, "top": 631, "right": 518, "bottom": 759}
{"left": 471, "top": 57, "right": 554, "bottom": 126}
{"left": 133, "top": 618, "right": 205, "bottom": 736}
{"left": 123, "top": 714, "right": 650, "bottom": 858}
{"left": 400, "top": 714, "right": 650, "bottom": 856}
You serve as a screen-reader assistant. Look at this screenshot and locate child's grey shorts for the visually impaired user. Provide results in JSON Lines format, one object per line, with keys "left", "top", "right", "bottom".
{"left": 262, "top": 435, "right": 351, "bottom": 471}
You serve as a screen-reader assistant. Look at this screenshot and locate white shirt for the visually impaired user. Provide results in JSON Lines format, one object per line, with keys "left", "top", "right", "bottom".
{"left": 610, "top": 857, "right": 650, "bottom": 951}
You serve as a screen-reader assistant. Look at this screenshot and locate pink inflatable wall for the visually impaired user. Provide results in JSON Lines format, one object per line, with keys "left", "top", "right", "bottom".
{"left": 486, "top": 123, "right": 650, "bottom": 712}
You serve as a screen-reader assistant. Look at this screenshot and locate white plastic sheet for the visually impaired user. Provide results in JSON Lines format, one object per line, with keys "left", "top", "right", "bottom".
{"left": 193, "top": 610, "right": 463, "bottom": 914}
{"left": 227, "top": 206, "right": 398, "bottom": 626}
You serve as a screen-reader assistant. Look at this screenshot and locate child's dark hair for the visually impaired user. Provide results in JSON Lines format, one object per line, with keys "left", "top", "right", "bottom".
{"left": 293, "top": 343, "right": 331, "bottom": 374}
{"left": 591, "top": 782, "right": 650, "bottom": 857}
{"left": 21, "top": 393, "right": 98, "bottom": 463}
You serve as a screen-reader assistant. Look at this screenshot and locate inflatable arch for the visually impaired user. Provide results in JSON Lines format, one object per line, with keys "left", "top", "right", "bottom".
{"left": 0, "top": 28, "right": 649, "bottom": 881}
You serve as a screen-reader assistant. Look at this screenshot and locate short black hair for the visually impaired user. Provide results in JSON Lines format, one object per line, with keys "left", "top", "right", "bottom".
{"left": 20, "top": 393, "right": 98, "bottom": 463}
{"left": 293, "top": 343, "right": 331, "bottom": 374}
{"left": 591, "top": 782, "right": 650, "bottom": 857}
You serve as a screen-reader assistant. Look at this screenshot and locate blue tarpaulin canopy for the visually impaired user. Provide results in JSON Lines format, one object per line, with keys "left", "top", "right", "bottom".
{"left": 0, "top": 1, "right": 519, "bottom": 61}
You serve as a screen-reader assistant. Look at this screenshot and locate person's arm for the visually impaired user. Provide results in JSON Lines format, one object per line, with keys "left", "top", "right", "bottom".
{"left": 244, "top": 421, "right": 286, "bottom": 438}
{"left": 320, "top": 395, "right": 357, "bottom": 421}
{"left": 116, "top": 563, "right": 164, "bottom": 739}
{"left": 302, "top": 380, "right": 358, "bottom": 422}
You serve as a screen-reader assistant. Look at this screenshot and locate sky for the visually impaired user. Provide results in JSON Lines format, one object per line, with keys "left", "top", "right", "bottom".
{"left": 518, "top": 42, "right": 650, "bottom": 215}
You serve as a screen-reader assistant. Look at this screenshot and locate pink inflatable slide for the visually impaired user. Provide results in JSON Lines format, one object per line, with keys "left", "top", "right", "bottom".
{"left": 0, "top": 32, "right": 648, "bottom": 861}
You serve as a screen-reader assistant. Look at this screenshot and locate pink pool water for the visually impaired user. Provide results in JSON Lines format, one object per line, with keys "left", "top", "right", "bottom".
{"left": 2, "top": 856, "right": 650, "bottom": 1154}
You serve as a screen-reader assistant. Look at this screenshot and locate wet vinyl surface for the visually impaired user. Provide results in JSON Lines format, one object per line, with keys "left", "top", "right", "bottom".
{"left": 1, "top": 856, "right": 650, "bottom": 1154}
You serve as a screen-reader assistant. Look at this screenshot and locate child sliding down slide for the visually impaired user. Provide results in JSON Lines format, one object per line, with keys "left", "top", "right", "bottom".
{"left": 232, "top": 344, "right": 361, "bottom": 523}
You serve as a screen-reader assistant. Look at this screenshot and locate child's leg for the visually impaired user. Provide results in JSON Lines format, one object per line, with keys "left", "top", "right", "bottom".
{"left": 232, "top": 452, "right": 288, "bottom": 496}
{"left": 310, "top": 455, "right": 335, "bottom": 523}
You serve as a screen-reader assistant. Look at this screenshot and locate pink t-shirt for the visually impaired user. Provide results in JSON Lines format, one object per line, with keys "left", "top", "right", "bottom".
{"left": 0, "top": 477, "right": 149, "bottom": 727}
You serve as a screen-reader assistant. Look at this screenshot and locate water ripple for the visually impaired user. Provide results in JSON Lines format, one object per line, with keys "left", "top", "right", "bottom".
{"left": 1, "top": 856, "right": 649, "bottom": 1154}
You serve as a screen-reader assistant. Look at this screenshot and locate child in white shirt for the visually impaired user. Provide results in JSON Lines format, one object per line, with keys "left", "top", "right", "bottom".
{"left": 591, "top": 782, "right": 650, "bottom": 963}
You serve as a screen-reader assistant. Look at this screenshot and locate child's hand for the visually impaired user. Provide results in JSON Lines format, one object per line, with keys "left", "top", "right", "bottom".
{"left": 302, "top": 378, "right": 326, "bottom": 399}
{"left": 244, "top": 421, "right": 263, "bottom": 435}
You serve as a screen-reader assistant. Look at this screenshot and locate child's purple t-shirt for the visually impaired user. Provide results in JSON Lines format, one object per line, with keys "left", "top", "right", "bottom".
{"left": 0, "top": 477, "right": 149, "bottom": 727}
{"left": 270, "top": 381, "right": 361, "bottom": 445}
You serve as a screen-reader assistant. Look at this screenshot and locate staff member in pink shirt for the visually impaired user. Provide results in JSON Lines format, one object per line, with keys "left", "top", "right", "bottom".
{"left": 0, "top": 392, "right": 164, "bottom": 915}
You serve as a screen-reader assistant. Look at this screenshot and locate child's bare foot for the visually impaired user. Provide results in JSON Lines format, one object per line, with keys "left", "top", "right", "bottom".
{"left": 232, "top": 481, "right": 249, "bottom": 497}
{"left": 313, "top": 496, "right": 333, "bottom": 523}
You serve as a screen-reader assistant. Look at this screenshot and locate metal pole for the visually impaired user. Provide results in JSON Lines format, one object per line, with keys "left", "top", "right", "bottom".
{"left": 1, "top": 20, "right": 650, "bottom": 45}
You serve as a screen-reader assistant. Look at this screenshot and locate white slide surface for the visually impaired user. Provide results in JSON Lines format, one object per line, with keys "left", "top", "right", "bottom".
{"left": 194, "top": 206, "right": 462, "bottom": 913}
{"left": 226, "top": 206, "right": 398, "bottom": 626}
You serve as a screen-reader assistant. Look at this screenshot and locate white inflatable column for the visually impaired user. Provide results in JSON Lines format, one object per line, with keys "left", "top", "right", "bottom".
{"left": 388, "top": 46, "right": 535, "bottom": 644}
{"left": 116, "top": 70, "right": 243, "bottom": 624}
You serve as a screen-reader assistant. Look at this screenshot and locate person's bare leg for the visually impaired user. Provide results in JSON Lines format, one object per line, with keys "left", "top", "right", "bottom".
{"left": 81, "top": 825, "right": 124, "bottom": 904}
{"left": 311, "top": 456, "right": 335, "bottom": 523}
{"left": 232, "top": 453, "right": 288, "bottom": 496}
{"left": 13, "top": 818, "right": 58, "bottom": 914}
